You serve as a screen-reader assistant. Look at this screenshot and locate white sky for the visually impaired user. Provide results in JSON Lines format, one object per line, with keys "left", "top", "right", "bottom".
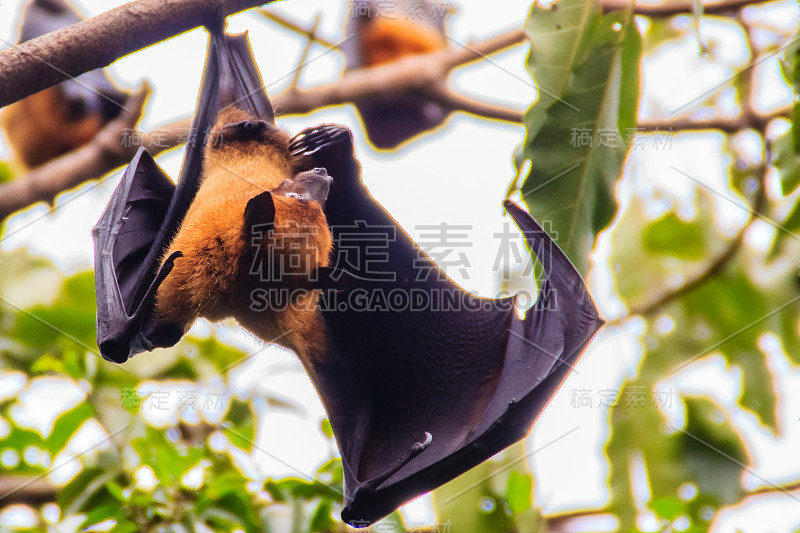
{"left": 2, "top": 0, "right": 800, "bottom": 531}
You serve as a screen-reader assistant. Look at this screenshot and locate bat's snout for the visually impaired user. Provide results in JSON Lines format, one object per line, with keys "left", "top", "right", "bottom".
{"left": 273, "top": 167, "right": 333, "bottom": 208}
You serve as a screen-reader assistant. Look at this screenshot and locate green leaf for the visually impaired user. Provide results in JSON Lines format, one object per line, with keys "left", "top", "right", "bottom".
{"left": 432, "top": 445, "right": 540, "bottom": 533}
{"left": 10, "top": 272, "right": 97, "bottom": 355}
{"left": 779, "top": 25, "right": 800, "bottom": 157}
{"left": 650, "top": 497, "right": 685, "bottom": 521}
{"left": 213, "top": 492, "right": 261, "bottom": 533}
{"left": 309, "top": 499, "right": 336, "bottom": 533}
{"left": 46, "top": 403, "right": 94, "bottom": 454}
{"left": 320, "top": 418, "right": 334, "bottom": 440}
{"left": 506, "top": 472, "right": 533, "bottom": 514}
{"left": 771, "top": 129, "right": 800, "bottom": 196}
{"left": 643, "top": 213, "right": 707, "bottom": 260}
{"left": 607, "top": 395, "right": 746, "bottom": 530}
{"left": 264, "top": 476, "right": 340, "bottom": 503}
{"left": 132, "top": 426, "right": 204, "bottom": 488}
{"left": 77, "top": 504, "right": 124, "bottom": 532}
{"left": 682, "top": 398, "right": 747, "bottom": 503}
{"left": 0, "top": 162, "right": 12, "bottom": 184}
{"left": 523, "top": 0, "right": 599, "bottom": 139}
{"left": 57, "top": 467, "right": 119, "bottom": 514}
{"left": 521, "top": 2, "right": 641, "bottom": 275}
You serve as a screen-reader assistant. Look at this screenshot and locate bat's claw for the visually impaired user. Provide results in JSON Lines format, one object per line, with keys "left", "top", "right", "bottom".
{"left": 289, "top": 124, "right": 351, "bottom": 156}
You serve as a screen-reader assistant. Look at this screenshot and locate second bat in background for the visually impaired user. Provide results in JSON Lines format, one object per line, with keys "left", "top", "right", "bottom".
{"left": 342, "top": 0, "right": 451, "bottom": 149}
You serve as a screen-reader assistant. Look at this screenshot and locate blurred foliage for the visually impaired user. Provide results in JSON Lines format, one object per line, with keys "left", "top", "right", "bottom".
{"left": 2, "top": 0, "right": 800, "bottom": 532}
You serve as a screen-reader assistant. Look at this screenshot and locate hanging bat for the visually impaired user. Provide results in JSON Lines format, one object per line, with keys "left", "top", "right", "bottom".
{"left": 342, "top": 0, "right": 450, "bottom": 149}
{"left": 94, "top": 27, "right": 603, "bottom": 527}
{"left": 0, "top": 0, "right": 129, "bottom": 168}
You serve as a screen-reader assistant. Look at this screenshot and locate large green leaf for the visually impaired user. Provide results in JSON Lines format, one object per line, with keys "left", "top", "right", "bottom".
{"left": 520, "top": 0, "right": 641, "bottom": 275}
{"left": 523, "top": 0, "right": 599, "bottom": 140}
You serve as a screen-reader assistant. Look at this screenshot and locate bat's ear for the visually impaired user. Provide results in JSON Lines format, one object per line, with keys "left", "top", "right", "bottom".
{"left": 244, "top": 191, "right": 275, "bottom": 235}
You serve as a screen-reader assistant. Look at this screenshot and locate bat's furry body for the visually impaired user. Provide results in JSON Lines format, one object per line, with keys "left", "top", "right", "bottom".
{"left": 155, "top": 108, "right": 332, "bottom": 360}
{"left": 344, "top": 0, "right": 449, "bottom": 148}
{"left": 358, "top": 16, "right": 445, "bottom": 66}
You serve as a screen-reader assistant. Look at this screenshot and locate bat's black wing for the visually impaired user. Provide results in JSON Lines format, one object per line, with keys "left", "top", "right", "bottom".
{"left": 93, "top": 29, "right": 273, "bottom": 363}
{"left": 18, "top": 0, "right": 129, "bottom": 122}
{"left": 343, "top": 0, "right": 449, "bottom": 149}
{"left": 290, "top": 125, "right": 603, "bottom": 526}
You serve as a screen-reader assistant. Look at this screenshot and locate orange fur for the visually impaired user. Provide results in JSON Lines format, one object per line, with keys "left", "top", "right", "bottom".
{"left": 0, "top": 87, "right": 103, "bottom": 169}
{"left": 360, "top": 18, "right": 445, "bottom": 66}
{"left": 154, "top": 108, "right": 332, "bottom": 360}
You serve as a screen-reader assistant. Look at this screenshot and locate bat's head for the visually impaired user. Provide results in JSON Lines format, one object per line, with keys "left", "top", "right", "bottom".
{"left": 272, "top": 167, "right": 333, "bottom": 208}
{"left": 209, "top": 107, "right": 287, "bottom": 150}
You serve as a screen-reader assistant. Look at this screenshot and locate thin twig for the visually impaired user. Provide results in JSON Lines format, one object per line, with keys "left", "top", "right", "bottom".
{"left": 289, "top": 13, "right": 323, "bottom": 89}
{"left": 600, "top": 0, "right": 774, "bottom": 16}
{"left": 428, "top": 84, "right": 525, "bottom": 122}
{"left": 255, "top": 8, "right": 336, "bottom": 48}
{"left": 638, "top": 107, "right": 789, "bottom": 132}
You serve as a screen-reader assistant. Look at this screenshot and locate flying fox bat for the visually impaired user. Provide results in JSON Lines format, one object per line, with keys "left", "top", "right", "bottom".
{"left": 342, "top": 0, "right": 450, "bottom": 149}
{"left": 0, "top": 0, "right": 129, "bottom": 168}
{"left": 93, "top": 27, "right": 603, "bottom": 527}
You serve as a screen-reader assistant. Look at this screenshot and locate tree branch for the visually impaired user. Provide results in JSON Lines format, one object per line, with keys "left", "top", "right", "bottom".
{"left": 600, "top": 0, "right": 774, "bottom": 16}
{"left": 0, "top": 476, "right": 57, "bottom": 507}
{"left": 0, "top": 0, "right": 277, "bottom": 109}
{"left": 546, "top": 478, "right": 800, "bottom": 531}
{"left": 428, "top": 84, "right": 525, "bottom": 123}
{"left": 0, "top": 28, "right": 525, "bottom": 221}
{"left": 273, "top": 28, "right": 525, "bottom": 115}
{"left": 638, "top": 106, "right": 790, "bottom": 132}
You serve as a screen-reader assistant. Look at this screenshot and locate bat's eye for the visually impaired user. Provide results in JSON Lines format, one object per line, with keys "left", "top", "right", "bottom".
{"left": 285, "top": 192, "right": 301, "bottom": 199}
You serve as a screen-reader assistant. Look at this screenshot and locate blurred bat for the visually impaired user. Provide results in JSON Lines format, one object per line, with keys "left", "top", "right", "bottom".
{"left": 342, "top": 0, "right": 451, "bottom": 149}
{"left": 0, "top": 0, "right": 130, "bottom": 168}
{"left": 93, "top": 23, "right": 603, "bottom": 528}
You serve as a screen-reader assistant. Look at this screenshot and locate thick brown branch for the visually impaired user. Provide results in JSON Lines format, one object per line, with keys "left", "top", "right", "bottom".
{"left": 0, "top": 0, "right": 276, "bottom": 109}
{"left": 600, "top": 0, "right": 774, "bottom": 16}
